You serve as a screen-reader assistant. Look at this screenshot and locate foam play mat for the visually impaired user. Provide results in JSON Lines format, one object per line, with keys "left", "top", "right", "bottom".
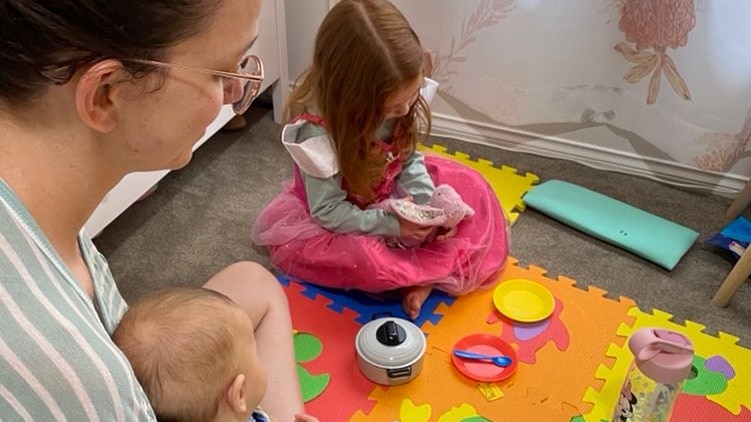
{"left": 279, "top": 146, "right": 751, "bottom": 421}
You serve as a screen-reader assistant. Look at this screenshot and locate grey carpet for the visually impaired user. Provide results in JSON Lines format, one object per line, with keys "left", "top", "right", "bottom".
{"left": 94, "top": 104, "right": 751, "bottom": 348}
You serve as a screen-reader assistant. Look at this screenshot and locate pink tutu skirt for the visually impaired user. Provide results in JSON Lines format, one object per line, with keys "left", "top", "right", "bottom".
{"left": 251, "top": 156, "right": 509, "bottom": 295}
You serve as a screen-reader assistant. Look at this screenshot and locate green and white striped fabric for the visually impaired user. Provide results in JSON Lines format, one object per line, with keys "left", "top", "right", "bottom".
{"left": 0, "top": 180, "right": 155, "bottom": 421}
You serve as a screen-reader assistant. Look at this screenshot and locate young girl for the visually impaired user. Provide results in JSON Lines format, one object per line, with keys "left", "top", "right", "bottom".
{"left": 252, "top": 0, "right": 509, "bottom": 319}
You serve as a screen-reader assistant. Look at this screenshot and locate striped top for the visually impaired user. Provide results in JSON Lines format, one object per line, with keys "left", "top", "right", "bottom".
{"left": 0, "top": 180, "right": 155, "bottom": 421}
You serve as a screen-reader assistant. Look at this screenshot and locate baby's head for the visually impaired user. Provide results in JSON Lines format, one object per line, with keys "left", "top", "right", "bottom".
{"left": 113, "top": 287, "right": 266, "bottom": 422}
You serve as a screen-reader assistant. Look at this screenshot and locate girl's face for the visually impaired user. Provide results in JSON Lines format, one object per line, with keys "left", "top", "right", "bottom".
{"left": 111, "top": 0, "right": 262, "bottom": 173}
{"left": 383, "top": 74, "right": 423, "bottom": 120}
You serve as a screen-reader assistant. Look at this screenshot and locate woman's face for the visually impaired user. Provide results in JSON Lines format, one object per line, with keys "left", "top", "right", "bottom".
{"left": 113, "top": 0, "right": 262, "bottom": 172}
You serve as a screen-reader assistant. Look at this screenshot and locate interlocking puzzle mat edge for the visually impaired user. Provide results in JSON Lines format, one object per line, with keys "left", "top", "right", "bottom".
{"left": 287, "top": 257, "right": 751, "bottom": 422}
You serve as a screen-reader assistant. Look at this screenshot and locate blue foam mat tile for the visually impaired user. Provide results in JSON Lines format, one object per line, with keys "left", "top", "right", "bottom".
{"left": 276, "top": 275, "right": 455, "bottom": 326}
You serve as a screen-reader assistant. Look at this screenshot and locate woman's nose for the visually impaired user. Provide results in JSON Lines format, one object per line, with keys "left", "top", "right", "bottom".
{"left": 223, "top": 78, "right": 244, "bottom": 105}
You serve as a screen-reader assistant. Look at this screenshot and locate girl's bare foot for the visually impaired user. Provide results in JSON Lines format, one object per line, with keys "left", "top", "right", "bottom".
{"left": 402, "top": 285, "right": 432, "bottom": 320}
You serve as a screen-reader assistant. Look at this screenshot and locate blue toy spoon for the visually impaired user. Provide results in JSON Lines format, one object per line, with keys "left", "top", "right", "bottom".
{"left": 453, "top": 349, "right": 512, "bottom": 367}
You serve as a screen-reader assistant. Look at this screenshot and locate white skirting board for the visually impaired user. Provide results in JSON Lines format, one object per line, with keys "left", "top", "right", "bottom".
{"left": 429, "top": 112, "right": 747, "bottom": 196}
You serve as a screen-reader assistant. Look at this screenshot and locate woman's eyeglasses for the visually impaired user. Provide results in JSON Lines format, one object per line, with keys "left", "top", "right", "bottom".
{"left": 128, "top": 54, "right": 264, "bottom": 115}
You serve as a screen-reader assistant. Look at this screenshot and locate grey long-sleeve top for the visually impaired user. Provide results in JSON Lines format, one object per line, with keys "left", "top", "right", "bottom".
{"left": 282, "top": 118, "right": 435, "bottom": 237}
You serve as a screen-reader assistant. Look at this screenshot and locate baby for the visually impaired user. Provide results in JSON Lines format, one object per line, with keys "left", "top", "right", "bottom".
{"left": 113, "top": 286, "right": 318, "bottom": 422}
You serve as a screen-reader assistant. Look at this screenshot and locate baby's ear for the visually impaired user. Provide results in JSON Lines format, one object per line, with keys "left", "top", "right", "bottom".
{"left": 226, "top": 373, "right": 248, "bottom": 414}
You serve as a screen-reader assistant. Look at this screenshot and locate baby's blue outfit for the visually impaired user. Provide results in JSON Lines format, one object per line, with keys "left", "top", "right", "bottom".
{"left": 250, "top": 407, "right": 270, "bottom": 422}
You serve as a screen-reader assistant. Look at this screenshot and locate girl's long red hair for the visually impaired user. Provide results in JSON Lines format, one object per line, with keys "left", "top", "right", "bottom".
{"left": 284, "top": 0, "right": 431, "bottom": 201}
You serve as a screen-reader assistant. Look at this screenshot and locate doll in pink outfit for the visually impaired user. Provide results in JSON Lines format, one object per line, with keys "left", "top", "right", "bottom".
{"left": 252, "top": 0, "right": 509, "bottom": 319}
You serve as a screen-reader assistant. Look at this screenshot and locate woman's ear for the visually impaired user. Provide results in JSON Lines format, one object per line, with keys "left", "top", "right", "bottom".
{"left": 226, "top": 373, "right": 248, "bottom": 414}
{"left": 75, "top": 59, "right": 126, "bottom": 133}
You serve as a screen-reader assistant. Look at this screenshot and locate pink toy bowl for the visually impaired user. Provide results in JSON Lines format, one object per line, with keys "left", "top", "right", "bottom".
{"left": 451, "top": 334, "right": 518, "bottom": 382}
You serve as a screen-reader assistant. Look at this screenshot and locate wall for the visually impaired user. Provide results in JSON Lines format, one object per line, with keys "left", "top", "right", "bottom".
{"left": 283, "top": 0, "right": 751, "bottom": 192}
{"left": 284, "top": 0, "right": 328, "bottom": 84}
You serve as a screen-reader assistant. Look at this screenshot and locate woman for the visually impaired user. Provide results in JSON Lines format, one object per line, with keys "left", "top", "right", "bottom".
{"left": 0, "top": 0, "right": 303, "bottom": 420}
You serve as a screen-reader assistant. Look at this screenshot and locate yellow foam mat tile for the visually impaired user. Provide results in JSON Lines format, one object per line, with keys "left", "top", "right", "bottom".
{"left": 582, "top": 307, "right": 751, "bottom": 421}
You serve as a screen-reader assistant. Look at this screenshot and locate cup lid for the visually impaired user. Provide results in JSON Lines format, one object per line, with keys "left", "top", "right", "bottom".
{"left": 355, "top": 317, "right": 426, "bottom": 368}
{"left": 628, "top": 328, "right": 694, "bottom": 385}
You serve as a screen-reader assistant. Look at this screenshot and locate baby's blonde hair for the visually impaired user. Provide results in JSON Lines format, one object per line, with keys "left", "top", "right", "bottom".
{"left": 286, "top": 0, "right": 431, "bottom": 202}
{"left": 113, "top": 287, "right": 252, "bottom": 422}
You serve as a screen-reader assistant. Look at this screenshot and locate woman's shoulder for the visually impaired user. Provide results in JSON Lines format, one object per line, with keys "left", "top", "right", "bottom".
{"left": 0, "top": 191, "right": 154, "bottom": 419}
{"left": 0, "top": 235, "right": 156, "bottom": 420}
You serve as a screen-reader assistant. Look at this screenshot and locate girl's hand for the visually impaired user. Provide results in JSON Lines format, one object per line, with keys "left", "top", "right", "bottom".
{"left": 397, "top": 216, "right": 433, "bottom": 244}
{"left": 294, "top": 414, "right": 320, "bottom": 422}
{"left": 435, "top": 225, "right": 458, "bottom": 241}
{"left": 393, "top": 196, "right": 433, "bottom": 244}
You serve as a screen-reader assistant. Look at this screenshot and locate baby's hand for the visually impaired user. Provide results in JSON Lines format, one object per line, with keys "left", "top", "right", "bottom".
{"left": 294, "top": 414, "right": 320, "bottom": 422}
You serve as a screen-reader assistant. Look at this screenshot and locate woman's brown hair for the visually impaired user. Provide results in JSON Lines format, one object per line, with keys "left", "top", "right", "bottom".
{"left": 285, "top": 0, "right": 432, "bottom": 202}
{"left": 0, "top": 0, "right": 220, "bottom": 108}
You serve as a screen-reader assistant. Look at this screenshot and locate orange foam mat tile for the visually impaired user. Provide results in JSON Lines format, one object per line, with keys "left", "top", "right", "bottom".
{"left": 351, "top": 258, "right": 635, "bottom": 421}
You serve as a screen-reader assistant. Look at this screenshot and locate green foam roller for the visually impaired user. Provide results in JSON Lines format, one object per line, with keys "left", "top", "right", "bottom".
{"left": 523, "top": 179, "right": 698, "bottom": 270}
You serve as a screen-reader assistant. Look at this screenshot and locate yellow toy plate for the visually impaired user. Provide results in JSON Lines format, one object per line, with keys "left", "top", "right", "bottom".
{"left": 492, "top": 279, "right": 555, "bottom": 323}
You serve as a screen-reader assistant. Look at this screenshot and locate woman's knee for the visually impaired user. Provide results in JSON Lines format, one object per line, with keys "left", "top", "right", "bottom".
{"left": 205, "top": 261, "right": 286, "bottom": 308}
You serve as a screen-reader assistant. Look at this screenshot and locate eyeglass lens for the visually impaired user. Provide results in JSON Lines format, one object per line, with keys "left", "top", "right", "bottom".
{"left": 232, "top": 56, "right": 263, "bottom": 114}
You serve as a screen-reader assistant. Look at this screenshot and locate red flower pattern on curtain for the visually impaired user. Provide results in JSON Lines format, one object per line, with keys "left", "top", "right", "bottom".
{"left": 615, "top": 0, "right": 695, "bottom": 104}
